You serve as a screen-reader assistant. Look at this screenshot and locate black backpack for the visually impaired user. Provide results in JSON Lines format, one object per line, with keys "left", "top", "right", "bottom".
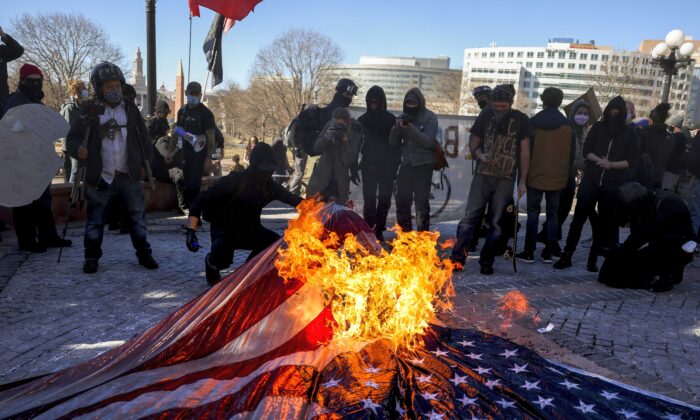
{"left": 284, "top": 105, "right": 325, "bottom": 157}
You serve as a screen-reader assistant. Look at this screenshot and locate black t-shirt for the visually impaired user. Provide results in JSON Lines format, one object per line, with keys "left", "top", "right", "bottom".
{"left": 176, "top": 104, "right": 216, "bottom": 136}
{"left": 471, "top": 109, "right": 531, "bottom": 179}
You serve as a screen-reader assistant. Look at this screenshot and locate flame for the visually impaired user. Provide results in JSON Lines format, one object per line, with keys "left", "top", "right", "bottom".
{"left": 496, "top": 290, "right": 540, "bottom": 330}
{"left": 275, "top": 200, "right": 456, "bottom": 350}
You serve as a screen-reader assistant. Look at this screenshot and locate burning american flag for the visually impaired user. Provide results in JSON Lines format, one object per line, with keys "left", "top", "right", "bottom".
{"left": 0, "top": 202, "right": 697, "bottom": 419}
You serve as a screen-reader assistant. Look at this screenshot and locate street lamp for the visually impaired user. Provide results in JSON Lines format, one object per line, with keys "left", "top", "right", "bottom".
{"left": 652, "top": 29, "right": 696, "bottom": 103}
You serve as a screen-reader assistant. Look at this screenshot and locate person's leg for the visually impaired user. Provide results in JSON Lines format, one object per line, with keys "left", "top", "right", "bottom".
{"left": 563, "top": 180, "right": 598, "bottom": 255}
{"left": 413, "top": 164, "right": 433, "bottom": 231}
{"left": 35, "top": 184, "right": 65, "bottom": 246}
{"left": 394, "top": 165, "right": 414, "bottom": 232}
{"left": 662, "top": 171, "right": 680, "bottom": 192}
{"left": 689, "top": 181, "right": 700, "bottom": 235}
{"left": 376, "top": 164, "right": 398, "bottom": 234}
{"left": 451, "top": 174, "right": 489, "bottom": 263}
{"left": 543, "top": 189, "right": 562, "bottom": 252}
{"left": 556, "top": 176, "right": 576, "bottom": 239}
{"left": 12, "top": 201, "right": 39, "bottom": 250}
{"left": 243, "top": 226, "right": 281, "bottom": 262}
{"left": 289, "top": 150, "right": 308, "bottom": 195}
{"left": 169, "top": 167, "right": 187, "bottom": 214}
{"left": 63, "top": 153, "right": 72, "bottom": 183}
{"left": 524, "top": 187, "right": 544, "bottom": 254}
{"left": 480, "top": 178, "right": 513, "bottom": 269}
{"left": 118, "top": 175, "right": 153, "bottom": 264}
{"left": 361, "top": 166, "right": 379, "bottom": 230}
{"left": 83, "top": 181, "right": 112, "bottom": 264}
{"left": 182, "top": 151, "right": 206, "bottom": 209}
{"left": 207, "top": 225, "right": 234, "bottom": 284}
{"left": 69, "top": 158, "right": 79, "bottom": 183}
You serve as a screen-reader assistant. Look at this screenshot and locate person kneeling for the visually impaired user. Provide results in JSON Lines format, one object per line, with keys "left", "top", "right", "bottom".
{"left": 599, "top": 182, "right": 695, "bottom": 292}
{"left": 185, "top": 143, "right": 302, "bottom": 286}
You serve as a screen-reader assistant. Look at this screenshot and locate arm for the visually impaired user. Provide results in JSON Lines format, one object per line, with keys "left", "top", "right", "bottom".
{"left": 389, "top": 123, "right": 401, "bottom": 146}
{"left": 404, "top": 114, "right": 438, "bottom": 149}
{"left": 0, "top": 32, "right": 24, "bottom": 62}
{"left": 518, "top": 138, "right": 530, "bottom": 195}
{"left": 271, "top": 182, "right": 303, "bottom": 208}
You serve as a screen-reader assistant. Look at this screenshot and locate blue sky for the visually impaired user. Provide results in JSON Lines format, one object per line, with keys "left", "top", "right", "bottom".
{"left": 1, "top": 0, "right": 698, "bottom": 91}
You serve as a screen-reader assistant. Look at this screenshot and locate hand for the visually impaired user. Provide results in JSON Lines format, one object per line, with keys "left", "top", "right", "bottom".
{"left": 518, "top": 182, "right": 527, "bottom": 198}
{"left": 78, "top": 146, "right": 88, "bottom": 160}
{"left": 186, "top": 228, "right": 200, "bottom": 252}
{"left": 597, "top": 159, "right": 612, "bottom": 170}
{"left": 477, "top": 151, "right": 494, "bottom": 163}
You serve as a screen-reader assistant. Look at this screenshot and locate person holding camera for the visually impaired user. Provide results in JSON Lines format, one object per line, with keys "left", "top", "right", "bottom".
{"left": 66, "top": 61, "right": 157, "bottom": 274}
{"left": 306, "top": 107, "right": 362, "bottom": 205}
{"left": 450, "top": 84, "right": 531, "bottom": 275}
{"left": 389, "top": 88, "right": 438, "bottom": 232}
{"left": 185, "top": 143, "right": 302, "bottom": 285}
{"left": 4, "top": 64, "right": 71, "bottom": 253}
{"left": 175, "top": 81, "right": 217, "bottom": 210}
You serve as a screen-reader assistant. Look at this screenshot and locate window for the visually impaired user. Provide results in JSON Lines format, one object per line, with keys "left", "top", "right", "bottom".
{"left": 601, "top": 55, "right": 609, "bottom": 61}
{"left": 546, "top": 62, "right": 553, "bottom": 68}
{"left": 531, "top": 91, "right": 539, "bottom": 98}
{"left": 591, "top": 54, "right": 599, "bottom": 60}
{"left": 533, "top": 82, "right": 540, "bottom": 88}
{"left": 524, "top": 70, "right": 532, "bottom": 77}
{"left": 490, "top": 52, "right": 496, "bottom": 57}
{"left": 522, "top": 81, "right": 530, "bottom": 88}
{"left": 622, "top": 56, "right": 629, "bottom": 63}
{"left": 612, "top": 55, "right": 619, "bottom": 62}
{"left": 547, "top": 51, "right": 555, "bottom": 58}
{"left": 557, "top": 63, "right": 564, "bottom": 68}
{"left": 558, "top": 51, "right": 566, "bottom": 59}
{"left": 569, "top": 51, "right": 577, "bottom": 59}
{"left": 536, "top": 62, "right": 543, "bottom": 68}
{"left": 526, "top": 62, "right": 533, "bottom": 67}
{"left": 568, "top": 63, "right": 575, "bottom": 69}
{"left": 508, "top": 52, "right": 514, "bottom": 58}
{"left": 579, "top": 64, "right": 586, "bottom": 70}
{"left": 527, "top": 52, "right": 534, "bottom": 58}
{"left": 498, "top": 52, "right": 504, "bottom": 57}
{"left": 537, "top": 52, "right": 544, "bottom": 58}
{"left": 481, "top": 52, "right": 487, "bottom": 58}
{"left": 580, "top": 53, "right": 588, "bottom": 60}
{"left": 590, "top": 64, "right": 597, "bottom": 71}
{"left": 517, "top": 52, "right": 523, "bottom": 58}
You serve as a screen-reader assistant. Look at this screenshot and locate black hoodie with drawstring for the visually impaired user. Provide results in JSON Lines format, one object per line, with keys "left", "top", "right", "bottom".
{"left": 358, "top": 86, "right": 400, "bottom": 168}
{"left": 581, "top": 96, "right": 640, "bottom": 188}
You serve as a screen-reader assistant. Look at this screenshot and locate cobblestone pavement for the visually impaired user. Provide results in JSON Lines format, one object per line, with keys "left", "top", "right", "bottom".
{"left": 0, "top": 207, "right": 698, "bottom": 406}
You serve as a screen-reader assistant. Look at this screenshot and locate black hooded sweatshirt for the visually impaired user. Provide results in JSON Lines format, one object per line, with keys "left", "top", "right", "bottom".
{"left": 357, "top": 86, "right": 400, "bottom": 168}
{"left": 581, "top": 96, "right": 639, "bottom": 188}
{"left": 640, "top": 123, "right": 675, "bottom": 188}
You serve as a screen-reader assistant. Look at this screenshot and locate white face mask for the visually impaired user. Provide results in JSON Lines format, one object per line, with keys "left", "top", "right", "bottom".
{"left": 574, "top": 114, "right": 589, "bottom": 126}
{"left": 80, "top": 89, "right": 89, "bottom": 99}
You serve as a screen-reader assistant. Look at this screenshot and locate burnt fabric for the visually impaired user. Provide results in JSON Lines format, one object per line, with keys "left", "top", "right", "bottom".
{"left": 0, "top": 204, "right": 697, "bottom": 418}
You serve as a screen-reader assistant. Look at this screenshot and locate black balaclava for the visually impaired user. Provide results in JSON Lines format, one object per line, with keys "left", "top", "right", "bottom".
{"left": 403, "top": 93, "right": 420, "bottom": 116}
{"left": 19, "top": 78, "right": 44, "bottom": 103}
{"left": 604, "top": 96, "right": 628, "bottom": 136}
{"left": 333, "top": 91, "right": 352, "bottom": 108}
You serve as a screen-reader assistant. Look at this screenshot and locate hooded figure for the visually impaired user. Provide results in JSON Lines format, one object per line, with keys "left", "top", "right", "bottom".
{"left": 554, "top": 96, "right": 640, "bottom": 272}
{"left": 641, "top": 103, "right": 675, "bottom": 189}
{"left": 186, "top": 143, "right": 303, "bottom": 285}
{"left": 599, "top": 183, "right": 695, "bottom": 292}
{"left": 358, "top": 85, "right": 401, "bottom": 240}
{"left": 389, "top": 88, "right": 438, "bottom": 231}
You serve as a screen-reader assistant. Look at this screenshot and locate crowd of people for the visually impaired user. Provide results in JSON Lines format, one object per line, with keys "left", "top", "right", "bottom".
{"left": 1, "top": 24, "right": 698, "bottom": 292}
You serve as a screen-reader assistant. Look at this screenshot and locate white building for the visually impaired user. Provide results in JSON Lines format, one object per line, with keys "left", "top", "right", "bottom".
{"left": 459, "top": 38, "right": 693, "bottom": 118}
{"left": 327, "top": 56, "right": 462, "bottom": 114}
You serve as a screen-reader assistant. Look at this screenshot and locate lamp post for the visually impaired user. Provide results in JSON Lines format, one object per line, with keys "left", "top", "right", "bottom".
{"left": 145, "top": 0, "right": 157, "bottom": 116}
{"left": 651, "top": 29, "right": 696, "bottom": 103}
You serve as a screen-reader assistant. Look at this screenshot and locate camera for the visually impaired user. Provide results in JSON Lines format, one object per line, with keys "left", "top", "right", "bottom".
{"left": 399, "top": 113, "right": 416, "bottom": 125}
{"left": 80, "top": 100, "right": 105, "bottom": 124}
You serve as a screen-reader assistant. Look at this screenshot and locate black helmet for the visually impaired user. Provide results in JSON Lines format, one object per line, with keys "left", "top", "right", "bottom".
{"left": 248, "top": 142, "right": 277, "bottom": 171}
{"left": 472, "top": 85, "right": 492, "bottom": 98}
{"left": 619, "top": 182, "right": 651, "bottom": 207}
{"left": 335, "top": 78, "right": 357, "bottom": 96}
{"left": 90, "top": 61, "right": 125, "bottom": 99}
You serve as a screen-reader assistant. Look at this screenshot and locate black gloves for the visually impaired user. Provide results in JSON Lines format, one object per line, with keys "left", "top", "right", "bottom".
{"left": 186, "top": 228, "right": 200, "bottom": 252}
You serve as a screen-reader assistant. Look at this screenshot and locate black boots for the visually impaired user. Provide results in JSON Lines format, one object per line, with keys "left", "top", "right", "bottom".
{"left": 586, "top": 252, "right": 599, "bottom": 273}
{"left": 553, "top": 251, "right": 572, "bottom": 269}
{"left": 205, "top": 253, "right": 221, "bottom": 286}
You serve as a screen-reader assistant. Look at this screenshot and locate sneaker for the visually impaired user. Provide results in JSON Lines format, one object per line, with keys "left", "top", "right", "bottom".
{"left": 479, "top": 265, "right": 494, "bottom": 275}
{"left": 138, "top": 254, "right": 159, "bottom": 270}
{"left": 205, "top": 253, "right": 221, "bottom": 286}
{"left": 515, "top": 251, "right": 535, "bottom": 263}
{"left": 553, "top": 251, "right": 572, "bottom": 269}
{"left": 83, "top": 259, "right": 99, "bottom": 274}
{"left": 541, "top": 249, "right": 553, "bottom": 264}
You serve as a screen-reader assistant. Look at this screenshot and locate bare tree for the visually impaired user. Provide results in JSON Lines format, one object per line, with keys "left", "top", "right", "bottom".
{"left": 245, "top": 28, "right": 343, "bottom": 135}
{"left": 427, "top": 71, "right": 462, "bottom": 115}
{"left": 10, "top": 12, "right": 124, "bottom": 109}
{"left": 592, "top": 52, "right": 643, "bottom": 105}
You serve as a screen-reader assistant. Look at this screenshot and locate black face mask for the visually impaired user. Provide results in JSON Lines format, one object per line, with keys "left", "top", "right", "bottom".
{"left": 606, "top": 113, "right": 625, "bottom": 134}
{"left": 477, "top": 99, "right": 489, "bottom": 109}
{"left": 19, "top": 79, "right": 44, "bottom": 103}
{"left": 403, "top": 104, "right": 419, "bottom": 116}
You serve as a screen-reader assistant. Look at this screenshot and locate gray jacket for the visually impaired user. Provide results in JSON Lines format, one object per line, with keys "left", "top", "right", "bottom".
{"left": 389, "top": 88, "right": 438, "bottom": 167}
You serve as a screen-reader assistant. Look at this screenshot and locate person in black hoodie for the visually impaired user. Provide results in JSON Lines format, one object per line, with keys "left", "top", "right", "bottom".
{"left": 4, "top": 64, "right": 72, "bottom": 253}
{"left": 185, "top": 143, "right": 302, "bottom": 285}
{"left": 663, "top": 114, "right": 692, "bottom": 200}
{"left": 640, "top": 103, "right": 675, "bottom": 189}
{"left": 554, "top": 96, "right": 640, "bottom": 271}
{"left": 358, "top": 86, "right": 401, "bottom": 241}
{"left": 149, "top": 100, "right": 187, "bottom": 214}
{"left": 0, "top": 26, "right": 24, "bottom": 116}
{"left": 599, "top": 182, "right": 695, "bottom": 292}
{"left": 67, "top": 61, "right": 157, "bottom": 274}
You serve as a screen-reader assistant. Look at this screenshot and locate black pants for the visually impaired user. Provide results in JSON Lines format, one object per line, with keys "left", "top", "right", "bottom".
{"left": 153, "top": 165, "right": 187, "bottom": 213}
{"left": 209, "top": 224, "right": 281, "bottom": 270}
{"left": 564, "top": 180, "right": 618, "bottom": 256}
{"left": 182, "top": 147, "right": 206, "bottom": 209}
{"left": 361, "top": 164, "right": 398, "bottom": 233}
{"left": 599, "top": 243, "right": 692, "bottom": 288}
{"left": 395, "top": 164, "right": 433, "bottom": 231}
{"left": 13, "top": 185, "right": 61, "bottom": 248}
{"left": 538, "top": 175, "right": 576, "bottom": 241}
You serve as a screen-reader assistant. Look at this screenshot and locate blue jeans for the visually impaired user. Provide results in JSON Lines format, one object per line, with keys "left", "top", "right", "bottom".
{"left": 689, "top": 180, "right": 700, "bottom": 236}
{"left": 525, "top": 187, "right": 561, "bottom": 253}
{"left": 84, "top": 174, "right": 151, "bottom": 260}
{"left": 452, "top": 174, "right": 514, "bottom": 266}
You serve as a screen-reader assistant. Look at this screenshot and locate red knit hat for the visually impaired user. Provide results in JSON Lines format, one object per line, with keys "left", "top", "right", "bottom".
{"left": 19, "top": 64, "right": 43, "bottom": 81}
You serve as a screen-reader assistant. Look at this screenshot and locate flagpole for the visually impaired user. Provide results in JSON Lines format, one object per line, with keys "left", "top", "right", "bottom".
{"left": 187, "top": 14, "right": 193, "bottom": 84}
{"left": 202, "top": 48, "right": 218, "bottom": 98}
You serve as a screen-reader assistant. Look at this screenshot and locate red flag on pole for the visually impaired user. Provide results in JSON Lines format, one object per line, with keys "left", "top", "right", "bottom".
{"left": 188, "top": 0, "right": 262, "bottom": 26}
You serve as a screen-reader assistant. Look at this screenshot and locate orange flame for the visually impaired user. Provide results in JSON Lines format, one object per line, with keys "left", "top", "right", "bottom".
{"left": 275, "top": 199, "right": 456, "bottom": 350}
{"left": 496, "top": 290, "right": 540, "bottom": 329}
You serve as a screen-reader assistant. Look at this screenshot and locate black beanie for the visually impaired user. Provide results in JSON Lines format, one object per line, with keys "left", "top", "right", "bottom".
{"left": 492, "top": 84, "right": 515, "bottom": 103}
